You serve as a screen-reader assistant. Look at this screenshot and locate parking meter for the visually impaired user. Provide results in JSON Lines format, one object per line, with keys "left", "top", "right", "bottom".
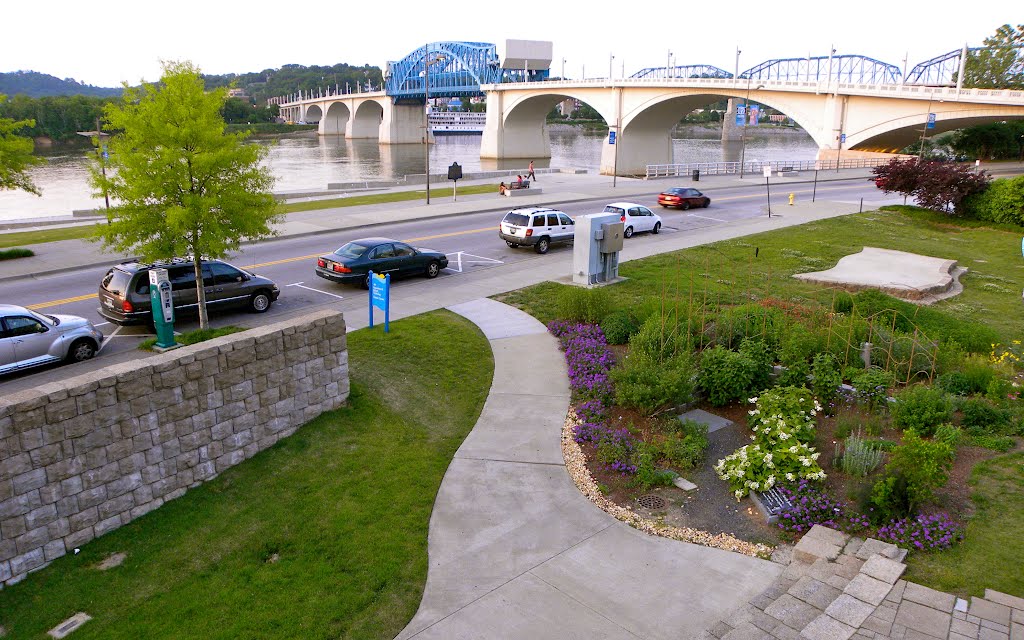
{"left": 149, "top": 268, "right": 177, "bottom": 349}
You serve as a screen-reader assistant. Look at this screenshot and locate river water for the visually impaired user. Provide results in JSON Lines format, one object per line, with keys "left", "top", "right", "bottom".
{"left": 0, "top": 125, "right": 817, "bottom": 222}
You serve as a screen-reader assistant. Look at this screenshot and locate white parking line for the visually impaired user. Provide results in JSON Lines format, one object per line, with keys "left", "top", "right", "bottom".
{"left": 286, "top": 282, "right": 345, "bottom": 300}
{"left": 444, "top": 251, "right": 505, "bottom": 274}
{"left": 97, "top": 326, "right": 121, "bottom": 353}
{"left": 95, "top": 322, "right": 110, "bottom": 327}
{"left": 687, "top": 213, "right": 726, "bottom": 223}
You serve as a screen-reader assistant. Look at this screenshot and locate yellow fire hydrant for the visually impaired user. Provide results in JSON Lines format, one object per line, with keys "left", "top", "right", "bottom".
{"left": 788, "top": 192, "right": 795, "bottom": 206}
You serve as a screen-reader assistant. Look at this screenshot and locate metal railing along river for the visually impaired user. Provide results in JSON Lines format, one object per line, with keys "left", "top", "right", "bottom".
{"left": 645, "top": 158, "right": 890, "bottom": 180}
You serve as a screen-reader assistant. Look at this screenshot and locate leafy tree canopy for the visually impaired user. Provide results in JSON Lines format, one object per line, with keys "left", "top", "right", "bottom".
{"left": 963, "top": 23, "right": 1024, "bottom": 89}
{"left": 0, "top": 94, "right": 44, "bottom": 194}
{"left": 92, "top": 61, "right": 280, "bottom": 328}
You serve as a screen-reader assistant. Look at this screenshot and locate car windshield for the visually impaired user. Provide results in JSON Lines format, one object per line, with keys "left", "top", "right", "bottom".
{"left": 666, "top": 188, "right": 686, "bottom": 195}
{"left": 503, "top": 213, "right": 530, "bottom": 226}
{"left": 334, "top": 242, "right": 371, "bottom": 260}
{"left": 603, "top": 206, "right": 626, "bottom": 215}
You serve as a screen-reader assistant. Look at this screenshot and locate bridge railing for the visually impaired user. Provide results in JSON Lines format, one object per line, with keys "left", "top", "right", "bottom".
{"left": 645, "top": 158, "right": 889, "bottom": 180}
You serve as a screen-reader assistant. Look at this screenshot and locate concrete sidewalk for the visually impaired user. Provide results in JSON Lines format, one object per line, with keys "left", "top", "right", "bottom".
{"left": 395, "top": 298, "right": 781, "bottom": 639}
{"left": 0, "top": 167, "right": 878, "bottom": 283}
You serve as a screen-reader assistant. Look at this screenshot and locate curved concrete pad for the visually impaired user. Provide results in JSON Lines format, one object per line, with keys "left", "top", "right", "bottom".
{"left": 793, "top": 247, "right": 965, "bottom": 302}
{"left": 397, "top": 299, "right": 782, "bottom": 639}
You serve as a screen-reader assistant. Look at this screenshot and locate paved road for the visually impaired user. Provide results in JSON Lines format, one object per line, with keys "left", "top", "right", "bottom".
{"left": 0, "top": 178, "right": 889, "bottom": 391}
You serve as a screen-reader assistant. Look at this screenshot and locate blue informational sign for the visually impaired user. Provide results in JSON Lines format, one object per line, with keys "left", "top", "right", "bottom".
{"left": 735, "top": 105, "right": 746, "bottom": 126}
{"left": 608, "top": 130, "right": 616, "bottom": 145}
{"left": 368, "top": 271, "right": 390, "bottom": 333}
{"left": 927, "top": 113, "right": 936, "bottom": 129}
{"left": 840, "top": 133, "right": 846, "bottom": 143}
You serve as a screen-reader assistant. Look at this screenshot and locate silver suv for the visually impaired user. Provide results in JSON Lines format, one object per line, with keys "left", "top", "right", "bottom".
{"left": 0, "top": 304, "right": 104, "bottom": 374}
{"left": 498, "top": 207, "right": 575, "bottom": 254}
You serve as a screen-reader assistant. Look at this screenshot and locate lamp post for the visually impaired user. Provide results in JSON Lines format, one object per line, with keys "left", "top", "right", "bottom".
{"left": 739, "top": 81, "right": 765, "bottom": 178}
{"left": 735, "top": 47, "right": 741, "bottom": 87}
{"left": 917, "top": 91, "right": 936, "bottom": 163}
{"left": 561, "top": 57, "right": 566, "bottom": 79}
{"left": 609, "top": 53, "right": 615, "bottom": 80}
{"left": 667, "top": 50, "right": 672, "bottom": 79}
{"left": 423, "top": 45, "right": 446, "bottom": 204}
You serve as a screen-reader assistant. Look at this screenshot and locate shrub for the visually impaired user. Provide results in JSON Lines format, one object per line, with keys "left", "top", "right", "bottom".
{"left": 811, "top": 353, "right": 843, "bottom": 408}
{"left": 938, "top": 354, "right": 997, "bottom": 395}
{"left": 556, "top": 286, "right": 613, "bottom": 323}
{"left": 959, "top": 396, "right": 1012, "bottom": 435}
{"left": 776, "top": 481, "right": 870, "bottom": 534}
{"left": 832, "top": 291, "right": 854, "bottom": 315}
{"left": 836, "top": 433, "right": 885, "bottom": 477}
{"left": 714, "top": 304, "right": 785, "bottom": 351}
{"left": 658, "top": 420, "right": 708, "bottom": 470}
{"left": 891, "top": 385, "right": 953, "bottom": 436}
{"left": 967, "top": 434, "right": 1016, "bottom": 452}
{"left": 876, "top": 513, "right": 964, "bottom": 551}
{"left": 962, "top": 175, "right": 1024, "bottom": 226}
{"left": 748, "top": 386, "right": 821, "bottom": 444}
{"left": 611, "top": 353, "right": 695, "bottom": 415}
{"left": 739, "top": 337, "right": 774, "bottom": 394}
{"left": 631, "top": 442, "right": 676, "bottom": 490}
{"left": 630, "top": 314, "right": 691, "bottom": 363}
{"left": 850, "top": 369, "right": 896, "bottom": 412}
{"left": 0, "top": 248, "right": 34, "bottom": 261}
{"left": 934, "top": 423, "right": 964, "bottom": 448}
{"left": 872, "top": 431, "right": 954, "bottom": 517}
{"left": 600, "top": 310, "right": 641, "bottom": 345}
{"left": 872, "top": 158, "right": 991, "bottom": 215}
{"left": 697, "top": 346, "right": 758, "bottom": 406}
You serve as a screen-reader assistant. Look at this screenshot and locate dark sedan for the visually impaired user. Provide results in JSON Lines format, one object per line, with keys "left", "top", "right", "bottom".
{"left": 315, "top": 237, "right": 448, "bottom": 288}
{"left": 657, "top": 187, "right": 711, "bottom": 210}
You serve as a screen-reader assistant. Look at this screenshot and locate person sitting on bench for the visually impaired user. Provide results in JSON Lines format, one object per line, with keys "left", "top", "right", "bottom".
{"left": 516, "top": 174, "right": 524, "bottom": 188}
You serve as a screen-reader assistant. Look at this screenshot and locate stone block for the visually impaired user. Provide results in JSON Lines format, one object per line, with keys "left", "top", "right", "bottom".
{"left": 15, "top": 526, "right": 49, "bottom": 553}
{"left": 862, "top": 613, "right": 893, "bottom": 636}
{"left": 951, "top": 618, "right": 980, "bottom": 637}
{"left": 43, "top": 539, "right": 66, "bottom": 562}
{"left": 790, "top": 576, "right": 842, "bottom": 610}
{"left": 723, "top": 621, "right": 772, "bottom": 640}
{"left": 9, "top": 548, "right": 45, "bottom": 576}
{"left": 981, "top": 620, "right": 1011, "bottom": 633}
{"left": 896, "top": 600, "right": 952, "bottom": 639}
{"left": 98, "top": 493, "right": 134, "bottom": 521}
{"left": 825, "top": 594, "right": 876, "bottom": 628}
{"left": 1011, "top": 624, "right": 1023, "bottom": 640}
{"left": 861, "top": 555, "right": 906, "bottom": 584}
{"left": 971, "top": 599, "right": 1013, "bottom": 627}
{"left": 978, "top": 627, "right": 1009, "bottom": 640}
{"left": 903, "top": 581, "right": 955, "bottom": 613}
{"left": 985, "top": 591, "right": 1024, "bottom": 613}
{"left": 1, "top": 516, "right": 27, "bottom": 539}
{"left": 886, "top": 580, "right": 907, "bottom": 603}
{"left": 13, "top": 468, "right": 47, "bottom": 494}
{"left": 47, "top": 517, "right": 70, "bottom": 540}
{"left": 844, "top": 574, "right": 893, "bottom": 607}
{"left": 0, "top": 453, "right": 31, "bottom": 481}
{"left": 799, "top": 614, "right": 855, "bottom": 640}
{"left": 94, "top": 514, "right": 121, "bottom": 538}
{"left": 793, "top": 537, "right": 842, "bottom": 564}
{"left": 25, "top": 503, "right": 58, "bottom": 529}
{"left": 856, "top": 538, "right": 901, "bottom": 561}
{"left": 766, "top": 594, "right": 828, "bottom": 629}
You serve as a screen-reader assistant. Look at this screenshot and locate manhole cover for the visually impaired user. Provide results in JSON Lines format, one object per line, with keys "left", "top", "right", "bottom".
{"left": 636, "top": 494, "right": 667, "bottom": 510}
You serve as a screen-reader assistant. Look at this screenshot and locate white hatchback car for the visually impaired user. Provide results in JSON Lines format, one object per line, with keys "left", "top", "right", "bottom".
{"left": 602, "top": 202, "right": 663, "bottom": 238}
{"left": 0, "top": 304, "right": 104, "bottom": 375}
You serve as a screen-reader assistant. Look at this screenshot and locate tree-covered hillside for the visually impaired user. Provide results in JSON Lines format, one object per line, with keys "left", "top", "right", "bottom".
{"left": 0, "top": 71, "right": 122, "bottom": 98}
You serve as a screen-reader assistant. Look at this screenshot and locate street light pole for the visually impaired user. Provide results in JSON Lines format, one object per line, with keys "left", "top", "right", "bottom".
{"left": 610, "top": 53, "right": 615, "bottom": 80}
{"left": 424, "top": 44, "right": 432, "bottom": 204}
{"left": 739, "top": 81, "right": 764, "bottom": 179}
{"left": 667, "top": 50, "right": 672, "bottom": 79}
{"left": 918, "top": 91, "right": 935, "bottom": 163}
{"left": 735, "top": 47, "right": 741, "bottom": 88}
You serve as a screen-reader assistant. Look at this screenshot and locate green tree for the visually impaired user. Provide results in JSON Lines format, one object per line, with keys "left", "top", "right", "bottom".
{"left": 0, "top": 94, "right": 43, "bottom": 194}
{"left": 91, "top": 61, "right": 280, "bottom": 329}
{"left": 963, "top": 24, "right": 1024, "bottom": 89}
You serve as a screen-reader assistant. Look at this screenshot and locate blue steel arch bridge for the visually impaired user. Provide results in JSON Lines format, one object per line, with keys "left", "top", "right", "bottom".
{"left": 374, "top": 41, "right": 1020, "bottom": 104}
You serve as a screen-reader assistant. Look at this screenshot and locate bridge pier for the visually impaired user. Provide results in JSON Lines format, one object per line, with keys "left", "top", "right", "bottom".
{"left": 480, "top": 89, "right": 551, "bottom": 161}
{"left": 380, "top": 103, "right": 426, "bottom": 145}
{"left": 722, "top": 99, "right": 743, "bottom": 142}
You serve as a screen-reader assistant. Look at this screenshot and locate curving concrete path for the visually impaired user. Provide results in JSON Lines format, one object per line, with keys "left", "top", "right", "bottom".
{"left": 396, "top": 298, "right": 782, "bottom": 640}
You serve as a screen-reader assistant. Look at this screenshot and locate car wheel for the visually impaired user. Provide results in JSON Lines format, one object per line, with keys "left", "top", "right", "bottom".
{"left": 250, "top": 290, "right": 272, "bottom": 313}
{"left": 659, "top": 203, "right": 668, "bottom": 209}
{"left": 681, "top": 201, "right": 690, "bottom": 211}
{"left": 652, "top": 222, "right": 661, "bottom": 234}
{"left": 361, "top": 274, "right": 371, "bottom": 289}
{"left": 67, "top": 339, "right": 97, "bottom": 363}
{"left": 425, "top": 260, "right": 441, "bottom": 278}
{"left": 703, "top": 199, "right": 711, "bottom": 208}
{"left": 623, "top": 226, "right": 634, "bottom": 239}
{"left": 534, "top": 237, "right": 550, "bottom": 254}
{"left": 506, "top": 240, "right": 519, "bottom": 248}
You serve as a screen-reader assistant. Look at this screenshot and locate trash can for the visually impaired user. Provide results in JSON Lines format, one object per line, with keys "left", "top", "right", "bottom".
{"left": 692, "top": 169, "right": 700, "bottom": 181}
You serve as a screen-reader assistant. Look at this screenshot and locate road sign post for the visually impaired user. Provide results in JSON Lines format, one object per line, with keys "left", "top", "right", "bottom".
{"left": 763, "top": 165, "right": 773, "bottom": 218}
{"left": 448, "top": 162, "right": 462, "bottom": 202}
{"left": 368, "top": 270, "right": 391, "bottom": 333}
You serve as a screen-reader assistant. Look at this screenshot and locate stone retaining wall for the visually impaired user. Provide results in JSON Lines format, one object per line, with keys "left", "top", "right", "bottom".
{"left": 0, "top": 309, "right": 349, "bottom": 586}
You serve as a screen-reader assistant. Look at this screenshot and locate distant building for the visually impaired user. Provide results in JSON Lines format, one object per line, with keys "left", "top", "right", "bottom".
{"left": 227, "top": 88, "right": 248, "bottom": 99}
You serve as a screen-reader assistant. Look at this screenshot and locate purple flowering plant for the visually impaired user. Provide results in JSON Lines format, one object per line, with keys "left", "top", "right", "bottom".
{"left": 877, "top": 513, "right": 963, "bottom": 551}
{"left": 549, "top": 321, "right": 638, "bottom": 475}
{"left": 776, "top": 480, "right": 870, "bottom": 535}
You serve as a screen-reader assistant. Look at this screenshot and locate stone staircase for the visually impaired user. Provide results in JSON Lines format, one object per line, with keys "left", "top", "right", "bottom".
{"left": 703, "top": 525, "right": 1024, "bottom": 640}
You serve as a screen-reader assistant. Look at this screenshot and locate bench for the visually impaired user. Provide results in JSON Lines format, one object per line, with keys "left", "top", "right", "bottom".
{"left": 776, "top": 167, "right": 798, "bottom": 177}
{"left": 508, "top": 180, "right": 530, "bottom": 190}
{"left": 504, "top": 188, "right": 543, "bottom": 197}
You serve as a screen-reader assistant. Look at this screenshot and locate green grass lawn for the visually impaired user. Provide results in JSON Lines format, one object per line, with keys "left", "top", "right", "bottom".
{"left": 903, "top": 452, "right": 1024, "bottom": 598}
{"left": 498, "top": 207, "right": 1024, "bottom": 343}
{"left": 0, "top": 184, "right": 501, "bottom": 249}
{"left": 0, "top": 310, "right": 493, "bottom": 639}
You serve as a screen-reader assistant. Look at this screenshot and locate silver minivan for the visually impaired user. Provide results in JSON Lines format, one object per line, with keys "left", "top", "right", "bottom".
{"left": 498, "top": 207, "right": 575, "bottom": 254}
{"left": 0, "top": 304, "right": 104, "bottom": 374}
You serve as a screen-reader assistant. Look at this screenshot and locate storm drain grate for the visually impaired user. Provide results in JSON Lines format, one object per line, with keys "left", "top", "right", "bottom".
{"left": 636, "top": 494, "right": 667, "bottom": 510}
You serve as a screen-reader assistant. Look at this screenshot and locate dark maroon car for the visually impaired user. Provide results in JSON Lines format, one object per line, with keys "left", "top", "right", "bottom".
{"left": 658, "top": 187, "right": 711, "bottom": 210}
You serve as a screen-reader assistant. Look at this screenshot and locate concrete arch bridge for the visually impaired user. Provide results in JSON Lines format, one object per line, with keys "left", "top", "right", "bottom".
{"left": 279, "top": 79, "right": 1024, "bottom": 175}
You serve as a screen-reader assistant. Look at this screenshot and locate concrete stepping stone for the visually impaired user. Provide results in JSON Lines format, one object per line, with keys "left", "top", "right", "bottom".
{"left": 854, "top": 537, "right": 902, "bottom": 561}
{"left": 679, "top": 408, "right": 734, "bottom": 433}
{"left": 48, "top": 613, "right": 91, "bottom": 638}
{"left": 859, "top": 555, "right": 906, "bottom": 585}
{"left": 673, "top": 477, "right": 698, "bottom": 491}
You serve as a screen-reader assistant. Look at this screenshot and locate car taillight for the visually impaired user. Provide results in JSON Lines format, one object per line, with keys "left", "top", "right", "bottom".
{"left": 317, "top": 258, "right": 326, "bottom": 268}
{"left": 525, "top": 229, "right": 533, "bottom": 237}
{"left": 333, "top": 264, "right": 351, "bottom": 273}
{"left": 122, "top": 300, "right": 133, "bottom": 313}
{"left": 620, "top": 215, "right": 626, "bottom": 222}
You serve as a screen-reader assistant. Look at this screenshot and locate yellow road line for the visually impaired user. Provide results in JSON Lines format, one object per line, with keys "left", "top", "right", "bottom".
{"left": 30, "top": 184, "right": 869, "bottom": 309}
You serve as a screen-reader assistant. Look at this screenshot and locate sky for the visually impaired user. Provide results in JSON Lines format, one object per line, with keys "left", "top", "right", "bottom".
{"left": 1, "top": 1, "right": 1019, "bottom": 90}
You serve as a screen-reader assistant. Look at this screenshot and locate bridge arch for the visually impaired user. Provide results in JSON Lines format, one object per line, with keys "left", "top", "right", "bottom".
{"left": 350, "top": 99, "right": 385, "bottom": 139}
{"left": 492, "top": 91, "right": 616, "bottom": 160}
{"left": 846, "top": 107, "right": 1024, "bottom": 153}
{"left": 322, "top": 102, "right": 349, "bottom": 135}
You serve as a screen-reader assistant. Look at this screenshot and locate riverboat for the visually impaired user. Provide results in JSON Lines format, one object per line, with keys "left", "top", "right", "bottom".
{"left": 428, "top": 111, "right": 486, "bottom": 135}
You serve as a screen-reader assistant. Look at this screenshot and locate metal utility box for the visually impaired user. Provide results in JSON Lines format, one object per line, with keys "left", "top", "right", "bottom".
{"left": 573, "top": 213, "right": 623, "bottom": 286}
